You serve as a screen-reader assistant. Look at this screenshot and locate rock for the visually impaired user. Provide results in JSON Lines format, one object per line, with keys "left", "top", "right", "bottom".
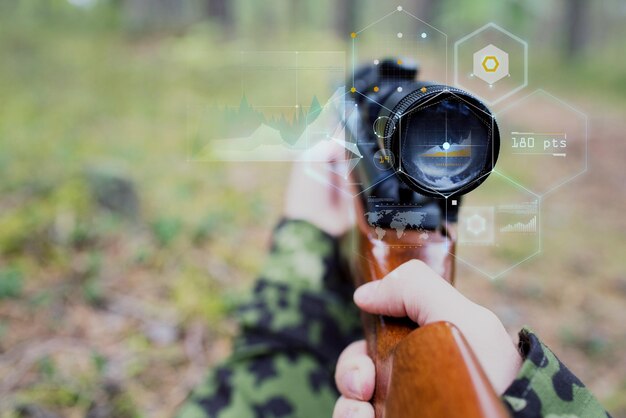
{"left": 85, "top": 166, "right": 139, "bottom": 219}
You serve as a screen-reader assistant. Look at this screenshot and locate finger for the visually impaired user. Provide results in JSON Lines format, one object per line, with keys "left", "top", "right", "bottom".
{"left": 288, "top": 140, "right": 353, "bottom": 203}
{"left": 303, "top": 141, "right": 352, "bottom": 191}
{"left": 301, "top": 139, "right": 345, "bottom": 171}
{"left": 335, "top": 340, "right": 375, "bottom": 401}
{"left": 353, "top": 259, "right": 470, "bottom": 325}
{"left": 332, "top": 397, "right": 375, "bottom": 418}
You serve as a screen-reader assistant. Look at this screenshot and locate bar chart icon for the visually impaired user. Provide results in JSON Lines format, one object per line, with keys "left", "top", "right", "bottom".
{"left": 500, "top": 216, "right": 537, "bottom": 233}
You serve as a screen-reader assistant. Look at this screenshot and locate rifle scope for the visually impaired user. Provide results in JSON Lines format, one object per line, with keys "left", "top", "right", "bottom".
{"left": 350, "top": 59, "right": 500, "bottom": 203}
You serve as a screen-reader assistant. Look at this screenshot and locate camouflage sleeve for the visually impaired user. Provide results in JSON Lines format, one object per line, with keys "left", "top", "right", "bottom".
{"left": 502, "top": 328, "right": 611, "bottom": 418}
{"left": 176, "top": 219, "right": 362, "bottom": 418}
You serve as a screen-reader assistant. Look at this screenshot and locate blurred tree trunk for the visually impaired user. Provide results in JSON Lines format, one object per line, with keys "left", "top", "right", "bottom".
{"left": 564, "top": 0, "right": 590, "bottom": 59}
{"left": 123, "top": 0, "right": 187, "bottom": 31}
{"left": 206, "top": 0, "right": 234, "bottom": 37}
{"left": 251, "top": 2, "right": 278, "bottom": 38}
{"left": 335, "top": 0, "right": 358, "bottom": 38}
{"left": 290, "top": 0, "right": 304, "bottom": 33}
{"left": 414, "top": 0, "right": 440, "bottom": 24}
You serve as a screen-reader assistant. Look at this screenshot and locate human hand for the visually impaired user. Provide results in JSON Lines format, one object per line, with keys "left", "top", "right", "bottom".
{"left": 332, "top": 260, "right": 522, "bottom": 418}
{"left": 284, "top": 141, "right": 355, "bottom": 237}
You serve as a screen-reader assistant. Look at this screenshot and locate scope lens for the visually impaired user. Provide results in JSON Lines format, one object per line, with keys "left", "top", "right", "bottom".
{"left": 387, "top": 91, "right": 498, "bottom": 196}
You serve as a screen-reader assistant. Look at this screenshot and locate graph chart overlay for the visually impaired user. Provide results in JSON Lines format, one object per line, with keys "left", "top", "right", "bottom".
{"left": 500, "top": 216, "right": 537, "bottom": 233}
{"left": 453, "top": 171, "right": 541, "bottom": 280}
{"left": 187, "top": 51, "right": 345, "bottom": 161}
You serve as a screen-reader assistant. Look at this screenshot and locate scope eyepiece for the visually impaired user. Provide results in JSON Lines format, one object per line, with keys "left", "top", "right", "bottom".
{"left": 381, "top": 86, "right": 499, "bottom": 197}
{"left": 354, "top": 59, "right": 500, "bottom": 199}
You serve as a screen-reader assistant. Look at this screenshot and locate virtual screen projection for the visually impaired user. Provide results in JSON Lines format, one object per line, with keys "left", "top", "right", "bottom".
{"left": 187, "top": 6, "right": 587, "bottom": 280}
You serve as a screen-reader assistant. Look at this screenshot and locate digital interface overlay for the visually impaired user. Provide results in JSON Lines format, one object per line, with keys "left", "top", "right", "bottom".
{"left": 186, "top": 5, "right": 588, "bottom": 280}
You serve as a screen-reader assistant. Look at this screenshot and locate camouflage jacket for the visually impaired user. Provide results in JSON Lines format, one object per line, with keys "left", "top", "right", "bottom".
{"left": 177, "top": 220, "right": 610, "bottom": 418}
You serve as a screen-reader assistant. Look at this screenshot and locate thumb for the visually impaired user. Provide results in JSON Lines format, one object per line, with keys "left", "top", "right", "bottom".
{"left": 353, "top": 259, "right": 472, "bottom": 326}
{"left": 354, "top": 259, "right": 523, "bottom": 395}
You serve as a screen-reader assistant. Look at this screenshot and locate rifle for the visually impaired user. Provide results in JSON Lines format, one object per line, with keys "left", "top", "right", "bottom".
{"left": 345, "top": 59, "right": 510, "bottom": 418}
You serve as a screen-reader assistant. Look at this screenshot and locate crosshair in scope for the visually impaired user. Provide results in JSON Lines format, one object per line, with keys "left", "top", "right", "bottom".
{"left": 378, "top": 87, "right": 499, "bottom": 198}
{"left": 351, "top": 59, "right": 500, "bottom": 199}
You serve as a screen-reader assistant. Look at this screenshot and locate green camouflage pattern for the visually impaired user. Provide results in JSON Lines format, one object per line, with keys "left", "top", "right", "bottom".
{"left": 502, "top": 329, "right": 610, "bottom": 417}
{"left": 177, "top": 220, "right": 609, "bottom": 418}
{"left": 177, "top": 220, "right": 362, "bottom": 418}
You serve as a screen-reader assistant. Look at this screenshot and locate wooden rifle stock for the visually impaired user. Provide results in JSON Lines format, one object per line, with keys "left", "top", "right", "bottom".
{"left": 350, "top": 199, "right": 511, "bottom": 418}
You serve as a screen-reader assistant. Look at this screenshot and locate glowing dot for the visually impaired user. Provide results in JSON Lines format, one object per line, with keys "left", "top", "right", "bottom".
{"left": 397, "top": 87, "right": 403, "bottom": 92}
{"left": 351, "top": 32, "right": 357, "bottom": 38}
{"left": 397, "top": 32, "right": 403, "bottom": 38}
{"left": 295, "top": 105, "right": 299, "bottom": 108}
{"left": 374, "top": 59, "right": 380, "bottom": 65}
{"left": 489, "top": 84, "right": 494, "bottom": 88}
{"left": 421, "top": 32, "right": 427, "bottom": 39}
{"left": 420, "top": 87, "right": 427, "bottom": 93}
{"left": 397, "top": 59, "right": 403, "bottom": 65}
{"left": 442, "top": 142, "right": 450, "bottom": 150}
{"left": 397, "top": 6, "right": 403, "bottom": 11}
{"left": 373, "top": 86, "right": 380, "bottom": 92}
{"left": 350, "top": 87, "right": 356, "bottom": 93}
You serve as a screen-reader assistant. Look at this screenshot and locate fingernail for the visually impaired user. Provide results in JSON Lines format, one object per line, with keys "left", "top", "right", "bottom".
{"left": 354, "top": 281, "right": 378, "bottom": 305}
{"left": 346, "top": 369, "right": 362, "bottom": 397}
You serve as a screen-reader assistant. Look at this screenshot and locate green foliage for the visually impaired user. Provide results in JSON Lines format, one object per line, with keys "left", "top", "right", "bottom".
{"left": 192, "top": 217, "right": 220, "bottom": 246}
{"left": 82, "top": 276, "right": 105, "bottom": 307}
{"left": 91, "top": 351, "right": 107, "bottom": 375}
{"left": 0, "top": 268, "right": 24, "bottom": 299}
{"left": 151, "top": 217, "right": 184, "bottom": 247}
{"left": 172, "top": 267, "right": 227, "bottom": 322}
{"left": 0, "top": 177, "right": 93, "bottom": 260}
{"left": 559, "top": 326, "right": 610, "bottom": 359}
{"left": 22, "top": 384, "right": 83, "bottom": 409}
{"left": 37, "top": 356, "right": 57, "bottom": 380}
{"left": 29, "top": 290, "right": 54, "bottom": 308}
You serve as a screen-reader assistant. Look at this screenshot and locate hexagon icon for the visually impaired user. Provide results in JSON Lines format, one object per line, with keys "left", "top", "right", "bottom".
{"left": 460, "top": 207, "right": 495, "bottom": 245}
{"left": 482, "top": 56, "right": 499, "bottom": 72}
{"left": 396, "top": 89, "right": 499, "bottom": 199}
{"left": 449, "top": 171, "right": 541, "bottom": 280}
{"left": 303, "top": 4, "right": 450, "bottom": 199}
{"left": 467, "top": 214, "right": 486, "bottom": 234}
{"left": 473, "top": 44, "right": 509, "bottom": 85}
{"left": 455, "top": 23, "right": 527, "bottom": 105}
{"left": 495, "top": 89, "right": 588, "bottom": 197}
{"left": 350, "top": 5, "right": 448, "bottom": 87}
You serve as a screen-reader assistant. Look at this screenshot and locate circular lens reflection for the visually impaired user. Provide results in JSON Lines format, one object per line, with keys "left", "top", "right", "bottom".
{"left": 373, "top": 116, "right": 396, "bottom": 139}
{"left": 399, "top": 97, "right": 491, "bottom": 193}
